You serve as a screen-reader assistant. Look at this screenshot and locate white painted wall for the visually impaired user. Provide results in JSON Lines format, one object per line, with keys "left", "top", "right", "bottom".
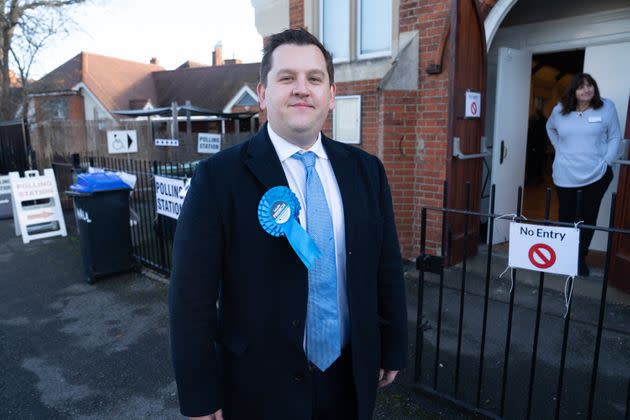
{"left": 251, "top": 0, "right": 290, "bottom": 38}
{"left": 584, "top": 41, "right": 630, "bottom": 249}
{"left": 83, "top": 92, "right": 111, "bottom": 121}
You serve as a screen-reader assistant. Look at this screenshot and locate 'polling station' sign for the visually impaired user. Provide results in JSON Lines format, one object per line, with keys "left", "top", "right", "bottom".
{"left": 508, "top": 222, "right": 579, "bottom": 276}
{"left": 155, "top": 175, "right": 187, "bottom": 220}
{"left": 197, "top": 133, "right": 221, "bottom": 154}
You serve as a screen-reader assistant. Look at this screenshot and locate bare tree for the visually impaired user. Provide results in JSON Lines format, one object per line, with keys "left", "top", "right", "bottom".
{"left": 0, "top": 0, "right": 85, "bottom": 119}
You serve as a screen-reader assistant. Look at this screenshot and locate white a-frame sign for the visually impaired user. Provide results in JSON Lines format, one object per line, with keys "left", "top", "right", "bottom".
{"left": 9, "top": 169, "right": 67, "bottom": 244}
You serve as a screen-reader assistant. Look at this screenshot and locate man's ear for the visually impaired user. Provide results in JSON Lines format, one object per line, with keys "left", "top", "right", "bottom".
{"left": 257, "top": 82, "right": 267, "bottom": 110}
{"left": 328, "top": 83, "right": 336, "bottom": 112}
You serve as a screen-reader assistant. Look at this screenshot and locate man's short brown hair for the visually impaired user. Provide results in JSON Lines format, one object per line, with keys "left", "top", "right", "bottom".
{"left": 259, "top": 28, "right": 334, "bottom": 86}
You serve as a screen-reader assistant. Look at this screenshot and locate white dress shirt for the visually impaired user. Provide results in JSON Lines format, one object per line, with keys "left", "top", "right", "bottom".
{"left": 267, "top": 124, "right": 350, "bottom": 348}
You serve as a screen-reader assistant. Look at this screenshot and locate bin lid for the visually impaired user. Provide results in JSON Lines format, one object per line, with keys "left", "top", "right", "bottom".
{"left": 70, "top": 172, "right": 130, "bottom": 193}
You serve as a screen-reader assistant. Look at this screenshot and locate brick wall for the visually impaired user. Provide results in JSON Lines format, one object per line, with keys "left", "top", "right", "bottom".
{"left": 324, "top": 79, "right": 381, "bottom": 155}
{"left": 410, "top": 0, "right": 452, "bottom": 257}
{"left": 268, "top": 0, "right": 462, "bottom": 259}
{"left": 289, "top": 0, "right": 305, "bottom": 29}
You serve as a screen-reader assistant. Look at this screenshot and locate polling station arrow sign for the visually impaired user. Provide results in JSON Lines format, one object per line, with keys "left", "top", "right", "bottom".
{"left": 508, "top": 222, "right": 579, "bottom": 276}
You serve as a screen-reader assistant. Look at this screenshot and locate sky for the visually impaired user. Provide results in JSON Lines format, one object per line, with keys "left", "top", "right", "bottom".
{"left": 29, "top": 0, "right": 264, "bottom": 79}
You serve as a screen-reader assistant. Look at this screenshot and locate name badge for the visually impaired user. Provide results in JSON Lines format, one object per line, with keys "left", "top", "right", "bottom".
{"left": 588, "top": 116, "right": 602, "bottom": 123}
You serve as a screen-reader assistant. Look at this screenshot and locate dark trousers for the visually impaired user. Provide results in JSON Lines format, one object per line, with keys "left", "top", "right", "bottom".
{"left": 310, "top": 347, "right": 358, "bottom": 420}
{"left": 555, "top": 166, "right": 613, "bottom": 260}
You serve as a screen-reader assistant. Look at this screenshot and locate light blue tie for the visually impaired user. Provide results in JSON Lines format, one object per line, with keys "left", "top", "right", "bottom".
{"left": 292, "top": 151, "right": 340, "bottom": 371}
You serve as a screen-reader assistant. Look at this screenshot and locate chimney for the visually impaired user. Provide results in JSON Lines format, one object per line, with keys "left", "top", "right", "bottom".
{"left": 212, "top": 41, "right": 223, "bottom": 66}
{"left": 150, "top": 57, "right": 159, "bottom": 65}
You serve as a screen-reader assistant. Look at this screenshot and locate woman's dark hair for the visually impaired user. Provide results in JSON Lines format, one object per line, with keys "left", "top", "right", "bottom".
{"left": 560, "top": 73, "right": 604, "bottom": 115}
{"left": 259, "top": 28, "right": 334, "bottom": 87}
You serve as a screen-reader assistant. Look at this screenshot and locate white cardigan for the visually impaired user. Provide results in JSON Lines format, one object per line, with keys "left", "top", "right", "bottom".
{"left": 546, "top": 98, "right": 622, "bottom": 187}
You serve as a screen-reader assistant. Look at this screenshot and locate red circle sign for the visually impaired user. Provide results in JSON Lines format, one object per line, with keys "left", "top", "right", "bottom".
{"left": 528, "top": 243, "right": 556, "bottom": 269}
{"left": 471, "top": 102, "right": 478, "bottom": 115}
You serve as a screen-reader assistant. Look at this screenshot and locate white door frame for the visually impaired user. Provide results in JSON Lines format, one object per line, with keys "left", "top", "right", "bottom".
{"left": 485, "top": 5, "right": 630, "bottom": 248}
{"left": 486, "top": 2, "right": 630, "bottom": 51}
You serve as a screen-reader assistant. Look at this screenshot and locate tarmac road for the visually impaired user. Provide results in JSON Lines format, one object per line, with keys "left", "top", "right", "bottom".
{"left": 0, "top": 218, "right": 465, "bottom": 419}
{"left": 0, "top": 219, "right": 180, "bottom": 418}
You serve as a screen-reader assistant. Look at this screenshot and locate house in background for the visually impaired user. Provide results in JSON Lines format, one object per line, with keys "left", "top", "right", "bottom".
{"left": 26, "top": 43, "right": 261, "bottom": 163}
{"left": 27, "top": 52, "right": 163, "bottom": 123}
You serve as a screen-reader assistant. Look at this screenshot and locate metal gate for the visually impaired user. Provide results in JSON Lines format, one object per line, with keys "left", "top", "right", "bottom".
{"left": 0, "top": 119, "right": 31, "bottom": 174}
{"left": 414, "top": 182, "right": 630, "bottom": 419}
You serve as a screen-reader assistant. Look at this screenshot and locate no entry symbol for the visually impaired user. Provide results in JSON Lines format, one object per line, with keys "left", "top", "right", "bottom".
{"left": 528, "top": 243, "right": 556, "bottom": 269}
{"left": 470, "top": 101, "right": 478, "bottom": 116}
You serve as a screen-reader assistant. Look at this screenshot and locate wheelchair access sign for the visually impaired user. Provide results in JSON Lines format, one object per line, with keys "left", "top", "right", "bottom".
{"left": 508, "top": 222, "right": 579, "bottom": 276}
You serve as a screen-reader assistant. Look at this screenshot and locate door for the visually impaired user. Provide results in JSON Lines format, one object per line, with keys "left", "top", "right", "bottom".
{"left": 609, "top": 97, "right": 630, "bottom": 290}
{"left": 489, "top": 47, "right": 532, "bottom": 244}
{"left": 445, "top": 0, "right": 486, "bottom": 265}
{"left": 0, "top": 119, "right": 30, "bottom": 175}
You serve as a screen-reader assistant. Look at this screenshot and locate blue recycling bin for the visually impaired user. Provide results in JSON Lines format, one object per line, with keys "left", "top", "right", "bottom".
{"left": 67, "top": 172, "right": 135, "bottom": 283}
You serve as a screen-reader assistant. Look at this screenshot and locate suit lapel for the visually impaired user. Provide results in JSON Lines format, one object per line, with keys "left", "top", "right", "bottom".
{"left": 322, "top": 135, "right": 360, "bottom": 253}
{"left": 244, "top": 124, "right": 289, "bottom": 190}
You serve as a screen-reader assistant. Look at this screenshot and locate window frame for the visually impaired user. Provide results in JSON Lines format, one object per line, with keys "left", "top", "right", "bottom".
{"left": 319, "top": 0, "right": 351, "bottom": 63}
{"left": 356, "top": 0, "right": 393, "bottom": 60}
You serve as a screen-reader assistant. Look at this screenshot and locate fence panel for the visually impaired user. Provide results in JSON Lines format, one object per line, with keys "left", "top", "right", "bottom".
{"left": 415, "top": 182, "right": 630, "bottom": 420}
{"left": 0, "top": 119, "right": 30, "bottom": 174}
{"left": 52, "top": 155, "right": 195, "bottom": 276}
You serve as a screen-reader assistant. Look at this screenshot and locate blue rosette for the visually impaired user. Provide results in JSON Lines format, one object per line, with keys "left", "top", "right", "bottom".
{"left": 258, "top": 186, "right": 320, "bottom": 269}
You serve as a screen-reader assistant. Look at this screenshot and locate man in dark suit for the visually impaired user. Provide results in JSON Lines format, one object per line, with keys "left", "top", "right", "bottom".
{"left": 169, "top": 29, "right": 407, "bottom": 420}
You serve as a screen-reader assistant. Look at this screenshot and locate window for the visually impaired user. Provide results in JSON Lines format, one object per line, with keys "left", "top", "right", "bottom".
{"left": 358, "top": 0, "right": 392, "bottom": 58}
{"left": 43, "top": 98, "right": 68, "bottom": 120}
{"left": 333, "top": 96, "right": 361, "bottom": 144}
{"left": 320, "top": 0, "right": 350, "bottom": 62}
{"left": 319, "top": 0, "right": 392, "bottom": 62}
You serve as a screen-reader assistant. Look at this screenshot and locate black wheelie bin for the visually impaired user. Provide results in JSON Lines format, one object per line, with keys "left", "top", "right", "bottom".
{"left": 67, "top": 172, "right": 135, "bottom": 283}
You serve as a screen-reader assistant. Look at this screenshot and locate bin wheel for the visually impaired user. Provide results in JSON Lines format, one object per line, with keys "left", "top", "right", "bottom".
{"left": 86, "top": 275, "right": 95, "bottom": 285}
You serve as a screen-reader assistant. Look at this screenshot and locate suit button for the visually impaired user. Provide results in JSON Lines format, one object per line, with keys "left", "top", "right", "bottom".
{"left": 294, "top": 373, "right": 304, "bottom": 382}
{"left": 292, "top": 319, "right": 301, "bottom": 328}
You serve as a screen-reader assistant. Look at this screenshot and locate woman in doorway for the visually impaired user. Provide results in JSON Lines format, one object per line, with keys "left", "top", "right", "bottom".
{"left": 546, "top": 73, "right": 622, "bottom": 276}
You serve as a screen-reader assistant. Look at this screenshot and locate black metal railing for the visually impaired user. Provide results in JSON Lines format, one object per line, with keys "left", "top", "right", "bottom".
{"left": 415, "top": 182, "right": 630, "bottom": 420}
{"left": 53, "top": 155, "right": 197, "bottom": 276}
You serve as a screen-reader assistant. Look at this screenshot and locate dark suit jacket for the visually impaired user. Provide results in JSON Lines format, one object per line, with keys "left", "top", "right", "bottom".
{"left": 169, "top": 125, "right": 407, "bottom": 420}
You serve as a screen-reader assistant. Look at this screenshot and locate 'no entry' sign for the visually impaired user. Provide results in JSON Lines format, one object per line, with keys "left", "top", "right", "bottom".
{"left": 465, "top": 91, "right": 481, "bottom": 118}
{"left": 508, "top": 222, "right": 578, "bottom": 276}
{"left": 528, "top": 243, "right": 556, "bottom": 269}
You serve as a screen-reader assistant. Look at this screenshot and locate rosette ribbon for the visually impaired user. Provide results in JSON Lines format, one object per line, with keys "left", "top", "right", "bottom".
{"left": 258, "top": 186, "right": 320, "bottom": 269}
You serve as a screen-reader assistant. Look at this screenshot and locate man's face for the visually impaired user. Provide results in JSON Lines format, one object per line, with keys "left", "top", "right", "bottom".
{"left": 257, "top": 44, "right": 335, "bottom": 148}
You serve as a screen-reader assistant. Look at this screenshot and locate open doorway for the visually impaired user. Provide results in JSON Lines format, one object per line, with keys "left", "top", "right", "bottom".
{"left": 521, "top": 49, "right": 585, "bottom": 220}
